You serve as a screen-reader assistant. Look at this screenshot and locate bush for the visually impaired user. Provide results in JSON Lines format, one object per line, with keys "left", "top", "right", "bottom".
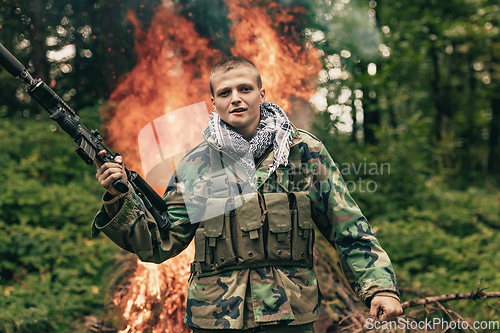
{"left": 0, "top": 105, "right": 121, "bottom": 332}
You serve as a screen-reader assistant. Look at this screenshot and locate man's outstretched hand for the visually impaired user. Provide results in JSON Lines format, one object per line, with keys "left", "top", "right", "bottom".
{"left": 370, "top": 295, "right": 403, "bottom": 322}
{"left": 95, "top": 150, "right": 128, "bottom": 197}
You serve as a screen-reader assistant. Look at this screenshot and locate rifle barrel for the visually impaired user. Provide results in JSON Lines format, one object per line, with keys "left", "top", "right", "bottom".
{"left": 0, "top": 43, "right": 26, "bottom": 77}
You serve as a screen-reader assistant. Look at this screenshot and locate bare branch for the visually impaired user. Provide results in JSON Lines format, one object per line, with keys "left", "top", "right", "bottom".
{"left": 402, "top": 290, "right": 500, "bottom": 310}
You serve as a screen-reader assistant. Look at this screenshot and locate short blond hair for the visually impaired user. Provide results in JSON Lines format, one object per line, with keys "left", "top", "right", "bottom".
{"left": 209, "top": 56, "right": 262, "bottom": 96}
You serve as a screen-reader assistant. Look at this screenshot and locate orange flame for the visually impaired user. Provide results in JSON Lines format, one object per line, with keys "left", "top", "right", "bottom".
{"left": 112, "top": 252, "right": 193, "bottom": 333}
{"left": 227, "top": 0, "right": 321, "bottom": 113}
{"left": 104, "top": 2, "right": 322, "bottom": 332}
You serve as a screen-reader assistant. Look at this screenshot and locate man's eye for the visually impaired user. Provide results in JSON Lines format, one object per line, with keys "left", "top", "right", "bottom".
{"left": 241, "top": 87, "right": 250, "bottom": 92}
{"left": 219, "top": 91, "right": 229, "bottom": 97}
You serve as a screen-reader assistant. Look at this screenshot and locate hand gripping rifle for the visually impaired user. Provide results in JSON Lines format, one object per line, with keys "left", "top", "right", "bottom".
{"left": 0, "top": 43, "right": 169, "bottom": 230}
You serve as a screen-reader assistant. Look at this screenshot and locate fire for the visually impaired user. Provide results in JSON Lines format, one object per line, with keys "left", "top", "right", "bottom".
{"left": 112, "top": 253, "right": 193, "bottom": 333}
{"left": 102, "top": 6, "right": 218, "bottom": 183}
{"left": 103, "top": 1, "right": 322, "bottom": 332}
{"left": 227, "top": 0, "right": 321, "bottom": 113}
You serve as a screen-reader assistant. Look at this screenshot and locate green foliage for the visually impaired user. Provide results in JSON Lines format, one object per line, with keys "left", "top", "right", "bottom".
{"left": 314, "top": 111, "right": 433, "bottom": 217}
{"left": 0, "top": 104, "right": 120, "bottom": 332}
{"left": 0, "top": 222, "right": 117, "bottom": 332}
{"left": 313, "top": 110, "right": 500, "bottom": 325}
{"left": 0, "top": 106, "right": 105, "bottom": 229}
{"left": 373, "top": 186, "right": 500, "bottom": 322}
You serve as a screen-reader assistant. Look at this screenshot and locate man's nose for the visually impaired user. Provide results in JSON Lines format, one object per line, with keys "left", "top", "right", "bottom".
{"left": 230, "top": 90, "right": 242, "bottom": 103}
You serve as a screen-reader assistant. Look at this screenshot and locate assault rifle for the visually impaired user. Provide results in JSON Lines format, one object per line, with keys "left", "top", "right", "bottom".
{"left": 0, "top": 43, "right": 169, "bottom": 230}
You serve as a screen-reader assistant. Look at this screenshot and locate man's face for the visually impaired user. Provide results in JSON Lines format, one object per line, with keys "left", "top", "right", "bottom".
{"left": 211, "top": 66, "right": 265, "bottom": 140}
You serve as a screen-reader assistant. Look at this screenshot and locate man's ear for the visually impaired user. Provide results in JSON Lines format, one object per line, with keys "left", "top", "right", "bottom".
{"left": 211, "top": 96, "right": 216, "bottom": 110}
{"left": 260, "top": 88, "right": 266, "bottom": 104}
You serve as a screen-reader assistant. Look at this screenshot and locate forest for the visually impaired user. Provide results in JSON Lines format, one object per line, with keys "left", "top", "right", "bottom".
{"left": 0, "top": 0, "right": 499, "bottom": 332}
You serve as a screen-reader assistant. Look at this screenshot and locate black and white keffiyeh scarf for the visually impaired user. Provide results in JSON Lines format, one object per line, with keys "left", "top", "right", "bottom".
{"left": 209, "top": 101, "right": 292, "bottom": 179}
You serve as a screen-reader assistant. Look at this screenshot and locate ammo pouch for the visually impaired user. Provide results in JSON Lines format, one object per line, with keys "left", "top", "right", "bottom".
{"left": 191, "top": 191, "right": 314, "bottom": 277}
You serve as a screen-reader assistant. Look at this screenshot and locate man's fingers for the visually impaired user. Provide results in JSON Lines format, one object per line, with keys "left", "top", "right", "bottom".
{"left": 100, "top": 166, "right": 124, "bottom": 180}
{"left": 369, "top": 305, "right": 377, "bottom": 319}
{"left": 115, "top": 155, "right": 123, "bottom": 165}
{"left": 103, "top": 170, "right": 124, "bottom": 186}
{"left": 378, "top": 307, "right": 388, "bottom": 322}
{"left": 370, "top": 306, "right": 385, "bottom": 322}
{"left": 370, "top": 296, "right": 403, "bottom": 322}
{"left": 94, "top": 151, "right": 128, "bottom": 196}
{"left": 96, "top": 163, "right": 124, "bottom": 182}
{"left": 371, "top": 305, "right": 389, "bottom": 322}
{"left": 96, "top": 163, "right": 120, "bottom": 179}
{"left": 97, "top": 169, "right": 125, "bottom": 196}
{"left": 95, "top": 150, "right": 107, "bottom": 168}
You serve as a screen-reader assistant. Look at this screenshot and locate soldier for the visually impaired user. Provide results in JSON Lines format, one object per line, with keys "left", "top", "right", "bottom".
{"left": 93, "top": 57, "right": 403, "bottom": 332}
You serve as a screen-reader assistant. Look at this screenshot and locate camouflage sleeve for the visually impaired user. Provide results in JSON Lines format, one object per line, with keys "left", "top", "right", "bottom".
{"left": 307, "top": 142, "right": 399, "bottom": 306}
{"left": 91, "top": 179, "right": 197, "bottom": 264}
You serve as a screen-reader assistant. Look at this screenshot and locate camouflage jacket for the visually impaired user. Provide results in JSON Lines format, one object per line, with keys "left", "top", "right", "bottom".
{"left": 92, "top": 126, "right": 399, "bottom": 330}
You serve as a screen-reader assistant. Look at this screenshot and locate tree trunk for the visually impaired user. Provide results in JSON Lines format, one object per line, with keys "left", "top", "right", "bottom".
{"left": 488, "top": 97, "right": 500, "bottom": 175}
{"left": 430, "top": 38, "right": 445, "bottom": 142}
{"left": 363, "top": 88, "right": 380, "bottom": 145}
{"left": 27, "top": 0, "right": 47, "bottom": 115}
{"left": 388, "top": 106, "right": 397, "bottom": 129}
{"left": 350, "top": 97, "right": 357, "bottom": 144}
{"left": 461, "top": 55, "right": 477, "bottom": 183}
{"left": 102, "top": 0, "right": 124, "bottom": 97}
{"left": 28, "top": 0, "right": 47, "bottom": 82}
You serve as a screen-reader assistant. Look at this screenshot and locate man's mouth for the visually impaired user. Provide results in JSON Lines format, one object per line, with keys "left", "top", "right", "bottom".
{"left": 230, "top": 107, "right": 247, "bottom": 113}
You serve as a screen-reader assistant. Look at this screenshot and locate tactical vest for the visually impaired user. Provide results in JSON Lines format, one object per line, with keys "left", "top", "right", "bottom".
{"left": 190, "top": 144, "right": 315, "bottom": 277}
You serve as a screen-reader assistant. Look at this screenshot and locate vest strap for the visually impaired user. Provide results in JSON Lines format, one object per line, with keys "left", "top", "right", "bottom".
{"left": 209, "top": 148, "right": 229, "bottom": 198}
{"left": 288, "top": 145, "right": 303, "bottom": 190}
{"left": 249, "top": 229, "right": 259, "bottom": 240}
{"left": 292, "top": 192, "right": 312, "bottom": 238}
{"left": 194, "top": 228, "right": 206, "bottom": 262}
{"left": 191, "top": 262, "right": 202, "bottom": 274}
